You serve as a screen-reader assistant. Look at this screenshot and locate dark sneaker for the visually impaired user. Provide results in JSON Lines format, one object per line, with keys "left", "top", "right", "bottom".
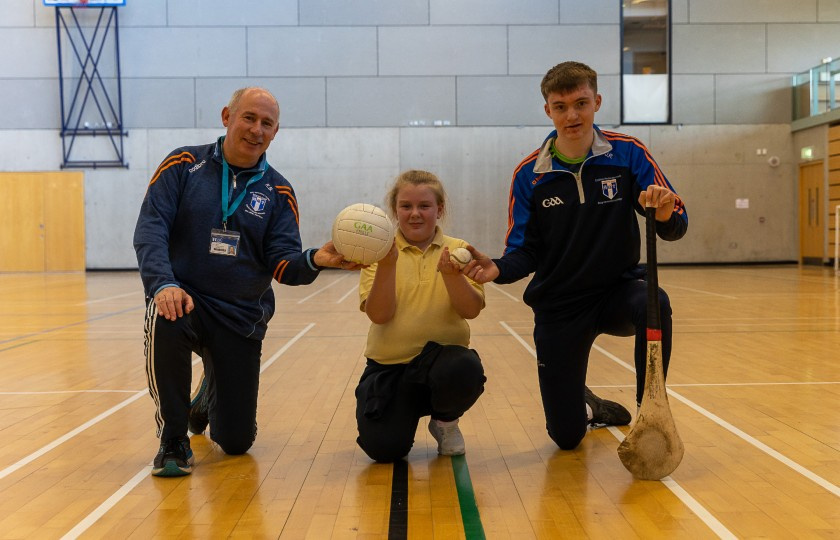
{"left": 585, "top": 386, "right": 631, "bottom": 426}
{"left": 152, "top": 435, "right": 194, "bottom": 477}
{"left": 188, "top": 373, "right": 209, "bottom": 435}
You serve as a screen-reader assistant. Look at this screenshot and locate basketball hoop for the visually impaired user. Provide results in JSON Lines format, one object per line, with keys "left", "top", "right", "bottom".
{"left": 43, "top": 0, "right": 126, "bottom": 6}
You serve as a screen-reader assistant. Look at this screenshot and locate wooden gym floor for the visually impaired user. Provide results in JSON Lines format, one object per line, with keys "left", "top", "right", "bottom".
{"left": 0, "top": 265, "right": 837, "bottom": 539}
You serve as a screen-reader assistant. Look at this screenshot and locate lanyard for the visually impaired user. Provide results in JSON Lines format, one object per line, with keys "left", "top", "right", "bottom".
{"left": 221, "top": 153, "right": 267, "bottom": 228}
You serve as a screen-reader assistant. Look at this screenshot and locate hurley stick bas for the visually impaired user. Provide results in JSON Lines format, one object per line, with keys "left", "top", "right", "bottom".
{"left": 617, "top": 206, "right": 684, "bottom": 480}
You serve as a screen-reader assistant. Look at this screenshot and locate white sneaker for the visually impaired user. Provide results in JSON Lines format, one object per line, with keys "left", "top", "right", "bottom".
{"left": 428, "top": 418, "right": 465, "bottom": 456}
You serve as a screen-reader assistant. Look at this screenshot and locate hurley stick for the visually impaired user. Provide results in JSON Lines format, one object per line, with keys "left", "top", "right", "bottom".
{"left": 617, "top": 206, "right": 684, "bottom": 480}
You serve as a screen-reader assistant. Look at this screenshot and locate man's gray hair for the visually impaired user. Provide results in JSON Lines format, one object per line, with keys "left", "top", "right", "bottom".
{"left": 227, "top": 87, "right": 280, "bottom": 115}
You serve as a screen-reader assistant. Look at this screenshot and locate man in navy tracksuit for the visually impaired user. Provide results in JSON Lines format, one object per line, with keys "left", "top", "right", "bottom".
{"left": 466, "top": 62, "right": 687, "bottom": 451}
{"left": 134, "top": 87, "right": 358, "bottom": 476}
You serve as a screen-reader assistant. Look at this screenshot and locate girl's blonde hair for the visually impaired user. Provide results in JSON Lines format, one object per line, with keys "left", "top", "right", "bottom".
{"left": 385, "top": 169, "right": 448, "bottom": 221}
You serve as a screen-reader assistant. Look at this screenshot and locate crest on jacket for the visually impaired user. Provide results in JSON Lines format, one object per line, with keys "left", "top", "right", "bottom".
{"left": 601, "top": 178, "right": 618, "bottom": 200}
{"left": 246, "top": 192, "right": 269, "bottom": 217}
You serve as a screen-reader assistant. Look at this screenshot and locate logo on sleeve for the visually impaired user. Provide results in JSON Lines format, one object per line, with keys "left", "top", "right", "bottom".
{"left": 245, "top": 192, "right": 269, "bottom": 218}
{"left": 188, "top": 159, "right": 206, "bottom": 173}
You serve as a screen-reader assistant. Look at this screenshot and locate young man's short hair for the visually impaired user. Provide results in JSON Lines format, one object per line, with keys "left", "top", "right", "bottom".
{"left": 540, "top": 62, "right": 598, "bottom": 101}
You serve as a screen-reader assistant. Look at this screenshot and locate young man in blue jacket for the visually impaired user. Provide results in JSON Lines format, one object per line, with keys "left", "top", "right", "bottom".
{"left": 134, "top": 87, "right": 359, "bottom": 476}
{"left": 465, "top": 62, "right": 687, "bottom": 451}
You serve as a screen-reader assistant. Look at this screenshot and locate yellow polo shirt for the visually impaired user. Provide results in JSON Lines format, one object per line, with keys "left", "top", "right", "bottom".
{"left": 359, "top": 227, "right": 485, "bottom": 365}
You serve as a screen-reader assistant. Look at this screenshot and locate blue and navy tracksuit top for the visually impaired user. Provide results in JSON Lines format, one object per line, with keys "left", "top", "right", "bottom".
{"left": 134, "top": 137, "right": 320, "bottom": 339}
{"left": 493, "top": 126, "right": 688, "bottom": 316}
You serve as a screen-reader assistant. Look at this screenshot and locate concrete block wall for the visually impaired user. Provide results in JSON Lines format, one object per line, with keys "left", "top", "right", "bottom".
{"left": 1, "top": 0, "right": 839, "bottom": 267}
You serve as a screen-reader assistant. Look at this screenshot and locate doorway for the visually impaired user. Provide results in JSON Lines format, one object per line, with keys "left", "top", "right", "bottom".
{"left": 798, "top": 161, "right": 824, "bottom": 264}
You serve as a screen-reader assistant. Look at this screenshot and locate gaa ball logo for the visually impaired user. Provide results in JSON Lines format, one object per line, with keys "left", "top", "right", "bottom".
{"left": 332, "top": 203, "right": 395, "bottom": 265}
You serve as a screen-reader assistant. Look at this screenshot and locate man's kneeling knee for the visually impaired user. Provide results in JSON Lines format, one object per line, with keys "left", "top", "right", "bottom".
{"left": 213, "top": 433, "right": 254, "bottom": 455}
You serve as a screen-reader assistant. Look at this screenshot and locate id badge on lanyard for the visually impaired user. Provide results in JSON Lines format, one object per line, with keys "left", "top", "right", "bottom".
{"left": 210, "top": 147, "right": 267, "bottom": 257}
{"left": 210, "top": 228, "right": 241, "bottom": 256}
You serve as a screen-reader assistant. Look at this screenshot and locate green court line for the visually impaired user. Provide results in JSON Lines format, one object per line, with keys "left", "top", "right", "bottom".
{"left": 451, "top": 455, "right": 486, "bottom": 540}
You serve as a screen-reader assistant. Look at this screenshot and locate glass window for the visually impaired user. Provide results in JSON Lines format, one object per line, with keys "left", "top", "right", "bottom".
{"left": 621, "top": 0, "right": 670, "bottom": 124}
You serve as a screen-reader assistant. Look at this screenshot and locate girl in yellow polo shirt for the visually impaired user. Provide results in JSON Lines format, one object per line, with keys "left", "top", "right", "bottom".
{"left": 356, "top": 170, "right": 487, "bottom": 462}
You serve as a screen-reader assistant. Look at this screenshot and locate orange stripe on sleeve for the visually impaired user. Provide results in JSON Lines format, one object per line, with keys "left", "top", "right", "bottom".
{"left": 502, "top": 151, "right": 540, "bottom": 247}
{"left": 603, "top": 132, "right": 685, "bottom": 214}
{"left": 149, "top": 152, "right": 195, "bottom": 186}
{"left": 273, "top": 186, "right": 300, "bottom": 225}
{"left": 273, "top": 259, "right": 289, "bottom": 282}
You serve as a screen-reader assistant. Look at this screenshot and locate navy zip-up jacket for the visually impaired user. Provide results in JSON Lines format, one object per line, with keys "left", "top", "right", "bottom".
{"left": 134, "top": 137, "right": 320, "bottom": 339}
{"left": 494, "top": 126, "right": 688, "bottom": 316}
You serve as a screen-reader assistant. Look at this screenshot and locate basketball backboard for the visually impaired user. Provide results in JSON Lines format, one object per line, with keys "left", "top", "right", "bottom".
{"left": 43, "top": 0, "right": 126, "bottom": 6}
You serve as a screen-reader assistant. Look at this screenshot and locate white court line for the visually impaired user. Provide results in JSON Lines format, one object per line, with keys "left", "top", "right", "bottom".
{"left": 260, "top": 323, "right": 314, "bottom": 373}
{"left": 78, "top": 291, "right": 142, "bottom": 306}
{"left": 337, "top": 284, "right": 358, "bottom": 304}
{"left": 664, "top": 381, "right": 840, "bottom": 387}
{"left": 296, "top": 275, "right": 348, "bottom": 304}
{"left": 591, "top": 343, "right": 840, "bottom": 498}
{"left": 488, "top": 283, "right": 520, "bottom": 302}
{"left": 606, "top": 427, "right": 737, "bottom": 540}
{"left": 499, "top": 321, "right": 533, "bottom": 353}
{"left": 60, "top": 466, "right": 149, "bottom": 540}
{"left": 0, "top": 392, "right": 146, "bottom": 481}
{"left": 660, "top": 283, "right": 738, "bottom": 299}
{"left": 0, "top": 390, "right": 139, "bottom": 395}
{"left": 0, "top": 357, "right": 202, "bottom": 483}
{"left": 679, "top": 316, "right": 840, "bottom": 321}
{"left": 60, "top": 324, "right": 314, "bottom": 539}
{"left": 498, "top": 321, "right": 731, "bottom": 537}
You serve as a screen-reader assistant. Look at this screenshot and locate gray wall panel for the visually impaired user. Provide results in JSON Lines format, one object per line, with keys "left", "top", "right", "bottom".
{"left": 819, "top": 0, "right": 840, "bottom": 21}
{"left": 300, "top": 0, "right": 428, "bottom": 26}
{"left": 767, "top": 23, "right": 840, "bottom": 73}
{"left": 673, "top": 24, "right": 766, "bottom": 74}
{"left": 123, "top": 78, "right": 195, "bottom": 128}
{"left": 594, "top": 75, "right": 621, "bottom": 126}
{"left": 689, "top": 0, "right": 817, "bottom": 23}
{"left": 690, "top": 0, "right": 817, "bottom": 24}
{"left": 4, "top": 1, "right": 35, "bottom": 26}
{"left": 85, "top": 166, "right": 151, "bottom": 268}
{"left": 457, "top": 76, "right": 545, "bottom": 126}
{"left": 379, "top": 26, "right": 507, "bottom": 76}
{"left": 264, "top": 128, "right": 401, "bottom": 249}
{"left": 671, "top": 0, "right": 689, "bottom": 24}
{"left": 326, "top": 77, "right": 455, "bottom": 127}
{"left": 0, "top": 130, "right": 64, "bottom": 169}
{"left": 430, "top": 0, "right": 558, "bottom": 25}
{"left": 247, "top": 27, "right": 377, "bottom": 77}
{"left": 649, "top": 125, "right": 796, "bottom": 262}
{"left": 560, "top": 0, "right": 619, "bottom": 24}
{"left": 168, "top": 0, "right": 297, "bottom": 26}
{"left": 715, "top": 75, "right": 792, "bottom": 124}
{"left": 2, "top": 28, "right": 56, "bottom": 78}
{"left": 672, "top": 75, "right": 715, "bottom": 124}
{"left": 509, "top": 25, "right": 621, "bottom": 76}
{"left": 650, "top": 124, "right": 790, "bottom": 166}
{"left": 196, "top": 78, "right": 326, "bottom": 128}
{"left": 121, "top": 28, "right": 247, "bottom": 77}
{"left": 398, "top": 127, "right": 549, "bottom": 253}
{"left": 0, "top": 79, "right": 59, "bottom": 129}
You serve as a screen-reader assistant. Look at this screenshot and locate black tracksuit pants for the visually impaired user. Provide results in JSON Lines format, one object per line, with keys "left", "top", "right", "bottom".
{"left": 355, "top": 341, "right": 486, "bottom": 463}
{"left": 533, "top": 279, "right": 672, "bottom": 450}
{"left": 144, "top": 297, "right": 261, "bottom": 455}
